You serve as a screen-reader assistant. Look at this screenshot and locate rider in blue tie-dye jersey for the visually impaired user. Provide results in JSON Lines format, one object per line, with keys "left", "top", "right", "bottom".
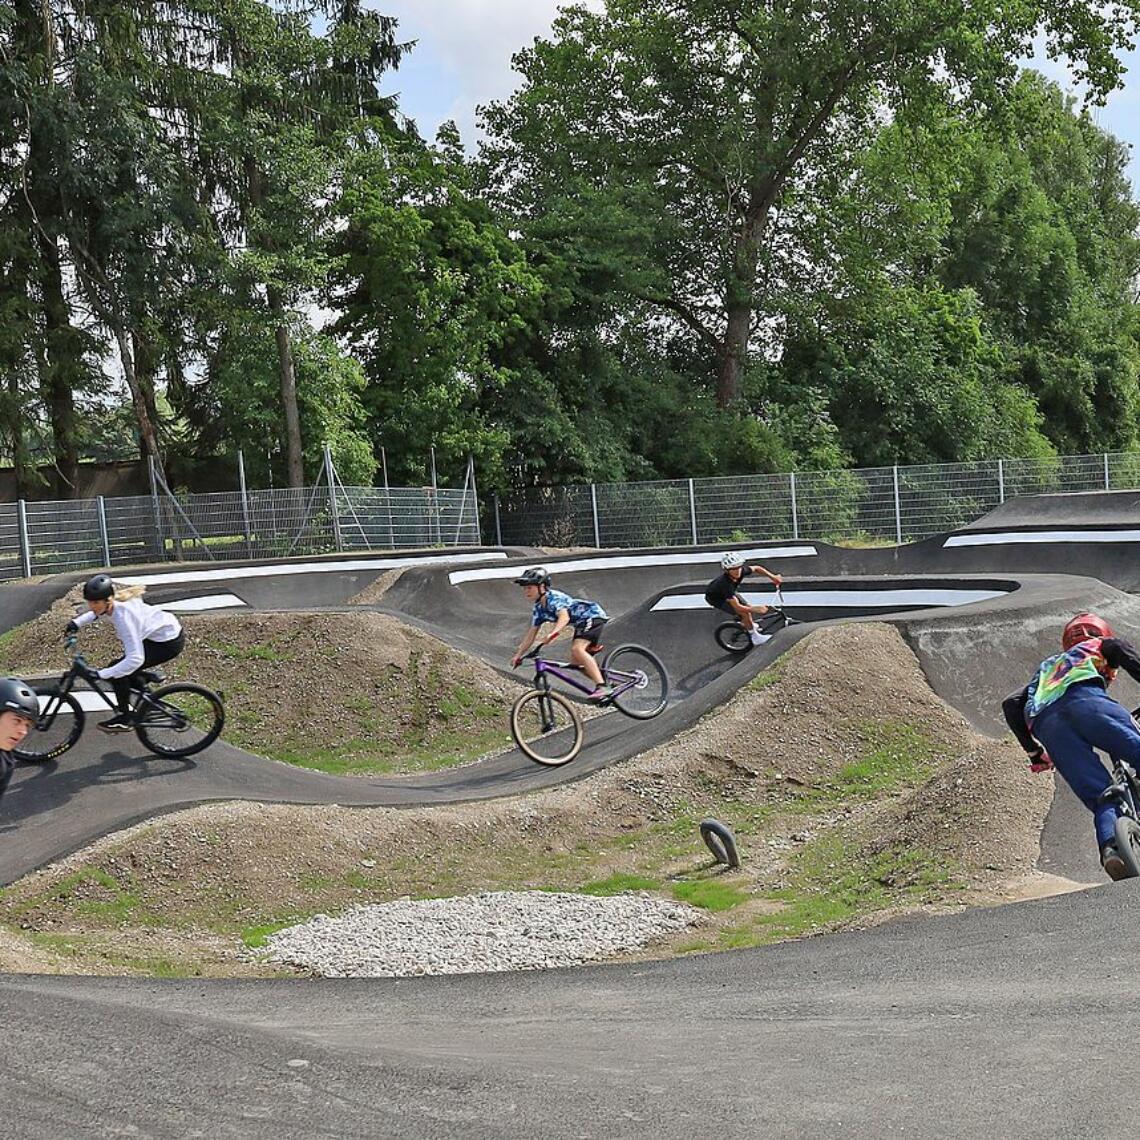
{"left": 1004, "top": 612, "right": 1140, "bottom": 880}
{"left": 510, "top": 567, "right": 612, "bottom": 700}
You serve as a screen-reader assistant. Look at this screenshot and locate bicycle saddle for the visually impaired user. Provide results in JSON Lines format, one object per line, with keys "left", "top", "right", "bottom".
{"left": 135, "top": 670, "right": 165, "bottom": 687}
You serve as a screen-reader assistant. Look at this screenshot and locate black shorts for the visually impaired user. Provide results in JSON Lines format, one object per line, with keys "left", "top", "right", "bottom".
{"left": 572, "top": 617, "right": 607, "bottom": 646}
{"left": 705, "top": 594, "right": 741, "bottom": 617}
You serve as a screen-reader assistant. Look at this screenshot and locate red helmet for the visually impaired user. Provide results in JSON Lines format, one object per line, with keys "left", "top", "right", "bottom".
{"left": 1062, "top": 612, "right": 1114, "bottom": 650}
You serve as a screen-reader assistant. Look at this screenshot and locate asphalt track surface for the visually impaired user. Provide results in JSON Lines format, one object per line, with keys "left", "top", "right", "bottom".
{"left": 2, "top": 505, "right": 1140, "bottom": 1137}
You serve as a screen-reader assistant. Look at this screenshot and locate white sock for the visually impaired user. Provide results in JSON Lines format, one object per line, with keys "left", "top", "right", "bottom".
{"left": 749, "top": 629, "right": 764, "bottom": 645}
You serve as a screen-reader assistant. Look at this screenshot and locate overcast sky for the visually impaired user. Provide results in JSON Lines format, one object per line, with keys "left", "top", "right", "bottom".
{"left": 377, "top": 1, "right": 1140, "bottom": 198}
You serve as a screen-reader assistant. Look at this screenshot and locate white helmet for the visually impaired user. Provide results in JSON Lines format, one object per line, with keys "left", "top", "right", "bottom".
{"left": 721, "top": 552, "right": 747, "bottom": 570}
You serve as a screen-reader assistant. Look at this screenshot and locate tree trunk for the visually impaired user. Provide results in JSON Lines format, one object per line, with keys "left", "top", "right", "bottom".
{"left": 35, "top": 239, "right": 81, "bottom": 498}
{"left": 112, "top": 323, "right": 165, "bottom": 479}
{"left": 715, "top": 196, "right": 771, "bottom": 408}
{"left": 268, "top": 285, "right": 305, "bottom": 487}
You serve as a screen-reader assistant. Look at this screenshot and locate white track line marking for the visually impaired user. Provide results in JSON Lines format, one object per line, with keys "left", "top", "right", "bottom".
{"left": 945, "top": 530, "right": 1140, "bottom": 547}
{"left": 651, "top": 587, "right": 1008, "bottom": 611}
{"left": 118, "top": 551, "right": 507, "bottom": 588}
{"left": 449, "top": 547, "right": 818, "bottom": 585}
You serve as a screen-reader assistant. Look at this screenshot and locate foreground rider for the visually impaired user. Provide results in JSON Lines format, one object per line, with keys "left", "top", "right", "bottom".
{"left": 1002, "top": 612, "right": 1140, "bottom": 880}
{"left": 510, "top": 567, "right": 613, "bottom": 701}
{"left": 67, "top": 574, "right": 185, "bottom": 733}
{"left": 704, "top": 553, "right": 784, "bottom": 646}
{"left": 0, "top": 678, "right": 40, "bottom": 805}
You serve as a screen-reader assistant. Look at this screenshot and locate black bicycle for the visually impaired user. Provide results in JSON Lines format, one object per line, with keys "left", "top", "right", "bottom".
{"left": 15, "top": 637, "right": 225, "bottom": 762}
{"left": 714, "top": 587, "right": 801, "bottom": 654}
{"left": 1101, "top": 709, "right": 1140, "bottom": 878}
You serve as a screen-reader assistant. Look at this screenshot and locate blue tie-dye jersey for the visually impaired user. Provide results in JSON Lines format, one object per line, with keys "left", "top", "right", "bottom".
{"left": 532, "top": 588, "right": 607, "bottom": 628}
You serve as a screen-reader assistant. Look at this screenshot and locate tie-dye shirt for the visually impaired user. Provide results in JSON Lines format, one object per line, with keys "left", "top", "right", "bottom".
{"left": 1025, "top": 638, "right": 1116, "bottom": 722}
{"left": 531, "top": 588, "right": 607, "bottom": 628}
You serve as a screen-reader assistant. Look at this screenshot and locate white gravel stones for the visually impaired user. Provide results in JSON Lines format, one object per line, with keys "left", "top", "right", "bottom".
{"left": 260, "top": 890, "right": 701, "bottom": 977}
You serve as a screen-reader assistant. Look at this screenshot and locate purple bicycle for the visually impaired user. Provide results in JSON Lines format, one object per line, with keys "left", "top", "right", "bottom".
{"left": 510, "top": 642, "right": 669, "bottom": 766}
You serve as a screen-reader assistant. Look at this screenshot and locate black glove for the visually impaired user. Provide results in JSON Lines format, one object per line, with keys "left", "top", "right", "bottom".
{"left": 64, "top": 620, "right": 78, "bottom": 637}
{"left": 78, "top": 662, "right": 100, "bottom": 683}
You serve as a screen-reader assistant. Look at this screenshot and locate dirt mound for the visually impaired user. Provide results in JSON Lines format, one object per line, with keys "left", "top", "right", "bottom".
{"left": 0, "top": 623, "right": 1058, "bottom": 976}
{"left": 0, "top": 598, "right": 522, "bottom": 776}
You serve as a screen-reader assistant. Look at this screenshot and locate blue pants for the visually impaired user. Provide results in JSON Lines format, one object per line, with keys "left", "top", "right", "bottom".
{"left": 1031, "top": 684, "right": 1140, "bottom": 847}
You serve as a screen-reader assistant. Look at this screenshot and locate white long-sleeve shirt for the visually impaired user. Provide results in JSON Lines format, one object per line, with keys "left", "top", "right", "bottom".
{"left": 74, "top": 597, "right": 183, "bottom": 680}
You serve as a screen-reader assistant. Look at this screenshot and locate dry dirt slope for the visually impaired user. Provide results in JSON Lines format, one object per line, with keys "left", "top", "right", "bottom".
{"left": 0, "top": 622, "right": 1061, "bottom": 976}
{"left": 0, "top": 590, "right": 523, "bottom": 775}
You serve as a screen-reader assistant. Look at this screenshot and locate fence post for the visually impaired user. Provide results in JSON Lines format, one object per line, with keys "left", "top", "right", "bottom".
{"left": 17, "top": 500, "right": 31, "bottom": 579}
{"left": 238, "top": 450, "right": 254, "bottom": 557}
{"left": 493, "top": 492, "right": 503, "bottom": 547}
{"left": 1105, "top": 453, "right": 1111, "bottom": 491}
{"left": 147, "top": 454, "right": 166, "bottom": 560}
{"left": 688, "top": 478, "right": 698, "bottom": 545}
{"left": 892, "top": 465, "right": 902, "bottom": 545}
{"left": 381, "top": 446, "right": 395, "bottom": 548}
{"left": 96, "top": 496, "right": 111, "bottom": 566}
{"left": 430, "top": 446, "right": 440, "bottom": 546}
{"left": 323, "top": 444, "right": 343, "bottom": 551}
{"left": 997, "top": 458, "right": 1005, "bottom": 504}
{"left": 590, "top": 483, "right": 601, "bottom": 548}
{"left": 468, "top": 455, "right": 482, "bottom": 546}
{"left": 790, "top": 472, "right": 799, "bottom": 540}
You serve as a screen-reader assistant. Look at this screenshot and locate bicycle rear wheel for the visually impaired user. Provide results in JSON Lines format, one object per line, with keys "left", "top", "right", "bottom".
{"left": 715, "top": 621, "right": 751, "bottom": 654}
{"left": 510, "top": 688, "right": 583, "bottom": 766}
{"left": 603, "top": 644, "right": 669, "bottom": 720}
{"left": 134, "top": 683, "right": 225, "bottom": 758}
{"left": 13, "top": 688, "right": 84, "bottom": 762}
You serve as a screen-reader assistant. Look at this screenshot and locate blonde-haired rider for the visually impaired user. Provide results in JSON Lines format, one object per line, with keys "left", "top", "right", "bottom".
{"left": 66, "top": 574, "right": 185, "bottom": 732}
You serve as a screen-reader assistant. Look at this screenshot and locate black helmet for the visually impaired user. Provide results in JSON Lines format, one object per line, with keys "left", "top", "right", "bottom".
{"left": 82, "top": 574, "right": 115, "bottom": 601}
{"left": 514, "top": 566, "right": 550, "bottom": 588}
{"left": 0, "top": 677, "right": 38, "bottom": 722}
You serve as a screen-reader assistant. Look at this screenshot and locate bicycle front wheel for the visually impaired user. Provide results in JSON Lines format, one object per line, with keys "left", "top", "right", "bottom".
{"left": 510, "top": 688, "right": 583, "bottom": 766}
{"left": 13, "top": 688, "right": 85, "bottom": 762}
{"left": 134, "top": 683, "right": 225, "bottom": 758}
{"left": 603, "top": 645, "right": 669, "bottom": 720}
{"left": 1114, "top": 816, "right": 1140, "bottom": 879}
{"left": 715, "top": 621, "right": 751, "bottom": 654}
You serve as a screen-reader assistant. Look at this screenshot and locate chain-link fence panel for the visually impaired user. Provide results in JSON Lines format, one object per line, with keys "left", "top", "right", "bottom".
{"left": 495, "top": 485, "right": 597, "bottom": 547}
{"left": 897, "top": 462, "right": 1003, "bottom": 541}
{"left": 693, "top": 473, "right": 795, "bottom": 544}
{"left": 0, "top": 504, "right": 24, "bottom": 581}
{"left": 25, "top": 499, "right": 106, "bottom": 574}
{"left": 593, "top": 480, "right": 691, "bottom": 547}
{"left": 1002, "top": 453, "right": 1108, "bottom": 498}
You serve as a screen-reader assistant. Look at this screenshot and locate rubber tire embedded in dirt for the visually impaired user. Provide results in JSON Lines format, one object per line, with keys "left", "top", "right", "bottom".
{"left": 602, "top": 644, "right": 670, "bottom": 719}
{"left": 699, "top": 819, "right": 741, "bottom": 868}
{"left": 13, "top": 688, "right": 85, "bottom": 762}
{"left": 510, "top": 688, "right": 584, "bottom": 766}
{"left": 1113, "top": 816, "right": 1140, "bottom": 879}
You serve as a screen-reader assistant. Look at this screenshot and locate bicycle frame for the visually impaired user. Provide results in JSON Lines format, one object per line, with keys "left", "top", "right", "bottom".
{"left": 523, "top": 646, "right": 639, "bottom": 703}
{"left": 44, "top": 639, "right": 163, "bottom": 720}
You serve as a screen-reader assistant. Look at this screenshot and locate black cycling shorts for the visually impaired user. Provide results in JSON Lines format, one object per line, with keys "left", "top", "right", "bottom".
{"left": 572, "top": 617, "right": 607, "bottom": 646}
{"left": 706, "top": 594, "right": 741, "bottom": 617}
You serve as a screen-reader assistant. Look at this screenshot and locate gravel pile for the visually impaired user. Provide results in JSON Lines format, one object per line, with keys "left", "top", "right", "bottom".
{"left": 260, "top": 890, "right": 701, "bottom": 977}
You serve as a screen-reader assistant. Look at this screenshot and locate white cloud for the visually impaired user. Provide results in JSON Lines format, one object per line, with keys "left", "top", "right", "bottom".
{"left": 379, "top": 0, "right": 603, "bottom": 144}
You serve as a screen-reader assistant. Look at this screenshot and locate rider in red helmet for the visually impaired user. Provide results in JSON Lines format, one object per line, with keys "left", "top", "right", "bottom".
{"left": 1004, "top": 611, "right": 1140, "bottom": 880}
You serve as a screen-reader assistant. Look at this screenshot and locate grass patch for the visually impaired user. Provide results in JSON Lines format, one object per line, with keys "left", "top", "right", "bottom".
{"left": 206, "top": 640, "right": 293, "bottom": 663}
{"left": 786, "top": 720, "right": 943, "bottom": 813}
{"left": 748, "top": 658, "right": 787, "bottom": 692}
{"left": 241, "top": 920, "right": 296, "bottom": 949}
{"left": 580, "top": 873, "right": 661, "bottom": 896}
{"left": 671, "top": 879, "right": 750, "bottom": 912}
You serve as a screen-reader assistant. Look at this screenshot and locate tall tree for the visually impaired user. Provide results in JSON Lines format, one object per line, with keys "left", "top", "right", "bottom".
{"left": 481, "top": 0, "right": 1140, "bottom": 409}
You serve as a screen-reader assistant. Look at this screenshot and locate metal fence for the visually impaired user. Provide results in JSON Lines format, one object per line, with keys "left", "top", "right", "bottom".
{"left": 493, "top": 452, "right": 1140, "bottom": 549}
{"left": 6, "top": 481, "right": 481, "bottom": 582}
